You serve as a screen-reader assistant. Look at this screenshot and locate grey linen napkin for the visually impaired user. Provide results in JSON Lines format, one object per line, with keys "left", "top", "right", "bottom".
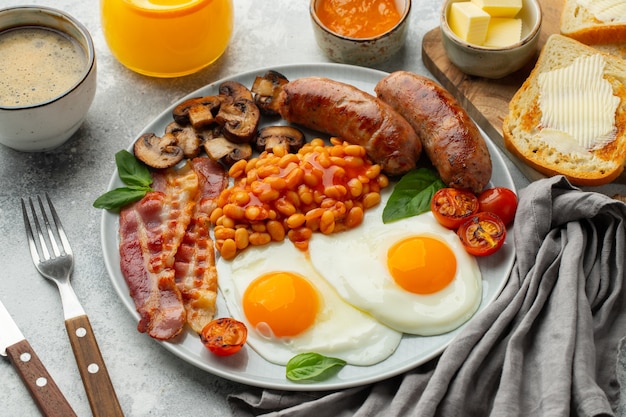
{"left": 229, "top": 176, "right": 626, "bottom": 417}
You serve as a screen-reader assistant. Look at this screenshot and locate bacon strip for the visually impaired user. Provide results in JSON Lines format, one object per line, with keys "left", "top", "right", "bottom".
{"left": 174, "top": 157, "right": 228, "bottom": 333}
{"left": 119, "top": 162, "right": 199, "bottom": 340}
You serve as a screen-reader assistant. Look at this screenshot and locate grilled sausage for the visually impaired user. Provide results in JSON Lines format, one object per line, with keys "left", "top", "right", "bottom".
{"left": 375, "top": 71, "right": 492, "bottom": 193}
{"left": 276, "top": 76, "right": 421, "bottom": 176}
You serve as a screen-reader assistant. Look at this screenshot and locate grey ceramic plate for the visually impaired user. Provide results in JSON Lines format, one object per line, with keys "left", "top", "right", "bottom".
{"left": 101, "top": 63, "right": 516, "bottom": 391}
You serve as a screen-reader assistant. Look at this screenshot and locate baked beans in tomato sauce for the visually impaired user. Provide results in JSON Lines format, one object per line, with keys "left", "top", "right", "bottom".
{"left": 210, "top": 137, "right": 389, "bottom": 259}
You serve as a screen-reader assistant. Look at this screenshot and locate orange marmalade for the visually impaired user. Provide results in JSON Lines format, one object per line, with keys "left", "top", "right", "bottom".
{"left": 316, "top": 0, "right": 402, "bottom": 39}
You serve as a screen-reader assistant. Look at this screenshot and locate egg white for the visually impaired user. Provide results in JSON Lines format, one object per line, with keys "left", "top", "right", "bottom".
{"left": 216, "top": 239, "right": 402, "bottom": 366}
{"left": 307, "top": 189, "right": 483, "bottom": 336}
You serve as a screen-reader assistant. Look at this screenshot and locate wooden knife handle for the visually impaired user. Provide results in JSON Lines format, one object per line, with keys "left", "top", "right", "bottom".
{"left": 65, "top": 315, "right": 124, "bottom": 417}
{"left": 6, "top": 339, "right": 78, "bottom": 417}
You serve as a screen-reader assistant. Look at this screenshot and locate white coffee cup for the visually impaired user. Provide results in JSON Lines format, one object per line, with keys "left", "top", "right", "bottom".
{"left": 0, "top": 6, "right": 97, "bottom": 152}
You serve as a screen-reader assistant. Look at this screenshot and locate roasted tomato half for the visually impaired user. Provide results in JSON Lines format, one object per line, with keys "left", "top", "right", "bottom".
{"left": 478, "top": 187, "right": 518, "bottom": 226}
{"left": 431, "top": 188, "right": 480, "bottom": 230}
{"left": 457, "top": 212, "right": 506, "bottom": 257}
{"left": 200, "top": 318, "right": 247, "bottom": 356}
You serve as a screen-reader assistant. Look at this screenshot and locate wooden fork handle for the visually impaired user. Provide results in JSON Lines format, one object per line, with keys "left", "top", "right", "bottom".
{"left": 65, "top": 315, "right": 125, "bottom": 417}
{"left": 6, "top": 339, "right": 78, "bottom": 417}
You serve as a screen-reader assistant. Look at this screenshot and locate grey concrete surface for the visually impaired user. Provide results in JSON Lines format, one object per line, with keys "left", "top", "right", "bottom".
{"left": 0, "top": 1, "right": 624, "bottom": 416}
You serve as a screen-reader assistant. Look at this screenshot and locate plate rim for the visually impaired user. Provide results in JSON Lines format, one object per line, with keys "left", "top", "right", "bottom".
{"left": 100, "top": 62, "right": 516, "bottom": 391}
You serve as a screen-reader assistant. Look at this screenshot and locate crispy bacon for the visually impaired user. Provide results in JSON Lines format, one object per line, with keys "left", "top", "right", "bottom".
{"left": 190, "top": 157, "right": 230, "bottom": 216}
{"left": 119, "top": 162, "right": 199, "bottom": 340}
{"left": 174, "top": 157, "right": 228, "bottom": 333}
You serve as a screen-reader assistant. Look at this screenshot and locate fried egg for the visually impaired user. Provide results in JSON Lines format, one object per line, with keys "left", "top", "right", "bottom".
{"left": 307, "top": 189, "right": 483, "bottom": 336}
{"left": 216, "top": 239, "right": 402, "bottom": 366}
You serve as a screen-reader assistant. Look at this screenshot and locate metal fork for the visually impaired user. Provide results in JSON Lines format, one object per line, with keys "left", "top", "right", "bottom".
{"left": 22, "top": 194, "right": 124, "bottom": 417}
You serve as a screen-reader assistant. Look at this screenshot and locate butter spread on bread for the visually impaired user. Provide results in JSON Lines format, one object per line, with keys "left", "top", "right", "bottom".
{"left": 503, "top": 34, "right": 626, "bottom": 186}
{"left": 561, "top": 0, "right": 626, "bottom": 44}
{"left": 538, "top": 54, "right": 619, "bottom": 150}
{"left": 576, "top": 0, "right": 626, "bottom": 24}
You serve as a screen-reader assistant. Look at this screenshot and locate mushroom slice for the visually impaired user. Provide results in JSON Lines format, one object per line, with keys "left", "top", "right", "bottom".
{"left": 251, "top": 70, "right": 289, "bottom": 116}
{"left": 134, "top": 132, "right": 184, "bottom": 169}
{"left": 165, "top": 121, "right": 203, "bottom": 158}
{"left": 215, "top": 98, "right": 261, "bottom": 144}
{"left": 196, "top": 124, "right": 224, "bottom": 143}
{"left": 219, "top": 81, "right": 253, "bottom": 102}
{"left": 172, "top": 96, "right": 221, "bottom": 129}
{"left": 203, "top": 137, "right": 252, "bottom": 167}
{"left": 254, "top": 125, "right": 305, "bottom": 154}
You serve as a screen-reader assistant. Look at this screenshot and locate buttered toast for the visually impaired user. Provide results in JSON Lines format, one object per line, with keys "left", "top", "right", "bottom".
{"left": 560, "top": 0, "right": 626, "bottom": 45}
{"left": 502, "top": 34, "right": 626, "bottom": 186}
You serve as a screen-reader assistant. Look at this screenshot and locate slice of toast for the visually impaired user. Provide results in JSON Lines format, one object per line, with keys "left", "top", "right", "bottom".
{"left": 593, "top": 43, "right": 626, "bottom": 60}
{"left": 560, "top": 0, "right": 626, "bottom": 60}
{"left": 560, "top": 0, "right": 626, "bottom": 45}
{"left": 502, "top": 34, "right": 626, "bottom": 186}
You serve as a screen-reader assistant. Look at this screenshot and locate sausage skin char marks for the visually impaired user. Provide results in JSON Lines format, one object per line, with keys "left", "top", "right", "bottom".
{"left": 375, "top": 71, "right": 492, "bottom": 193}
{"left": 274, "top": 76, "right": 422, "bottom": 177}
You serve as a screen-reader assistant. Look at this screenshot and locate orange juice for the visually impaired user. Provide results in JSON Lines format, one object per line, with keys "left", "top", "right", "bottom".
{"left": 101, "top": 0, "right": 233, "bottom": 77}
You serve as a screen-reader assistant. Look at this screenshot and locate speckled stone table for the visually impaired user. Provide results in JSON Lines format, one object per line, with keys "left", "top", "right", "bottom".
{"left": 0, "top": 1, "right": 624, "bottom": 416}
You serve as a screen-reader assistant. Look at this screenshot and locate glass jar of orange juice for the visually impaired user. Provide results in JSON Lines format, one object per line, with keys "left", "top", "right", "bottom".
{"left": 101, "top": 0, "right": 233, "bottom": 77}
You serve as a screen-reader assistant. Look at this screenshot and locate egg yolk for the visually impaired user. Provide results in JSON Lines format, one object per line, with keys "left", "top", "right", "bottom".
{"left": 387, "top": 236, "right": 457, "bottom": 294}
{"left": 242, "top": 272, "right": 319, "bottom": 338}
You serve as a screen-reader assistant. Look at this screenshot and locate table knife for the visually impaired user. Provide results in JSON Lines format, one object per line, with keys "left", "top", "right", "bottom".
{"left": 0, "top": 299, "right": 77, "bottom": 417}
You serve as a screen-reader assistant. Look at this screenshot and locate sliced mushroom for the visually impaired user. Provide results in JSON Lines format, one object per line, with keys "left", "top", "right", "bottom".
{"left": 203, "top": 137, "right": 252, "bottom": 167}
{"left": 218, "top": 81, "right": 253, "bottom": 102}
{"left": 196, "top": 124, "right": 224, "bottom": 143}
{"left": 254, "top": 125, "right": 305, "bottom": 154}
{"left": 134, "top": 132, "right": 184, "bottom": 169}
{"left": 251, "top": 70, "right": 289, "bottom": 116}
{"left": 164, "top": 121, "right": 203, "bottom": 158}
{"left": 172, "top": 96, "right": 221, "bottom": 129}
{"left": 215, "top": 98, "right": 261, "bottom": 144}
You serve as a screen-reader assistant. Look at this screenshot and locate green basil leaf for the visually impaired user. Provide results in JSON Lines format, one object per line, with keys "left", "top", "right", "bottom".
{"left": 286, "top": 352, "right": 347, "bottom": 382}
{"left": 94, "top": 150, "right": 154, "bottom": 211}
{"left": 115, "top": 149, "right": 153, "bottom": 188}
{"left": 93, "top": 186, "right": 151, "bottom": 211}
{"left": 382, "top": 168, "right": 445, "bottom": 223}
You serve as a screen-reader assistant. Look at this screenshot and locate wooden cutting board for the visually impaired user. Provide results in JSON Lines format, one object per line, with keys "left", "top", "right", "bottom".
{"left": 421, "top": 0, "right": 565, "bottom": 183}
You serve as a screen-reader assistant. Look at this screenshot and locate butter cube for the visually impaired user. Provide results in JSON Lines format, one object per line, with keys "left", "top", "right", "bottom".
{"left": 484, "top": 18, "right": 522, "bottom": 47}
{"left": 448, "top": 2, "right": 491, "bottom": 45}
{"left": 471, "top": 0, "right": 522, "bottom": 17}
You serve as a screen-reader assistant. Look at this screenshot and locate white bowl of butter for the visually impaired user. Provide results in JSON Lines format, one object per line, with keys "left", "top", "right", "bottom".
{"left": 440, "top": 0, "right": 542, "bottom": 79}
{"left": 0, "top": 6, "right": 96, "bottom": 152}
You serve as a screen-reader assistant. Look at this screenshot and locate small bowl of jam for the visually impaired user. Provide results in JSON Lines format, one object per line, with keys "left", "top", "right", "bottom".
{"left": 310, "top": 0, "right": 411, "bottom": 66}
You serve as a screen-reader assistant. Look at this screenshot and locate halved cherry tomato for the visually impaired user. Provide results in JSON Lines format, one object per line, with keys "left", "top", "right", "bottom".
{"left": 200, "top": 318, "right": 247, "bottom": 356}
{"left": 431, "top": 188, "right": 480, "bottom": 230}
{"left": 457, "top": 212, "right": 506, "bottom": 257}
{"left": 477, "top": 187, "right": 518, "bottom": 225}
